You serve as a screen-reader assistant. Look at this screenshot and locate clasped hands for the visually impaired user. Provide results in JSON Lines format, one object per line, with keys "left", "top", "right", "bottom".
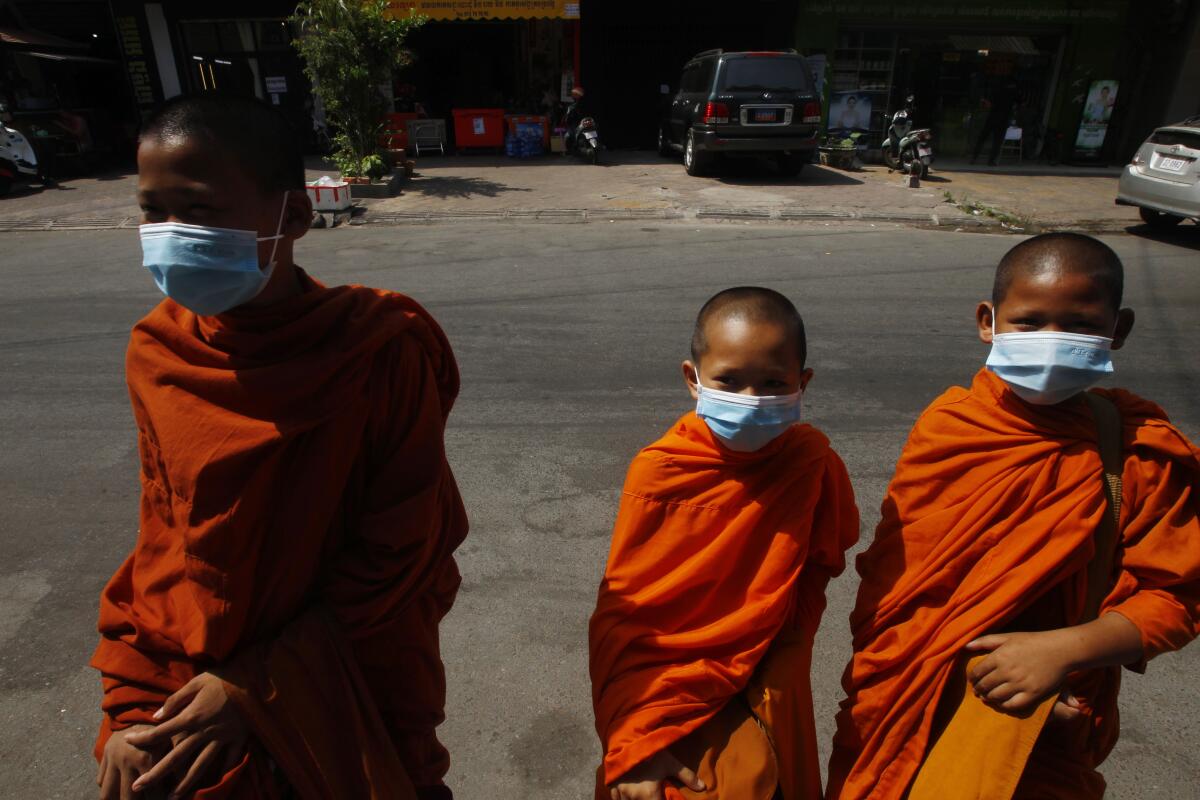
{"left": 98, "top": 672, "right": 248, "bottom": 800}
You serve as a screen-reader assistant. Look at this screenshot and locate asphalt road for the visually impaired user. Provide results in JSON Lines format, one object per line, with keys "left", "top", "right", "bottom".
{"left": 1, "top": 221, "right": 1197, "bottom": 799}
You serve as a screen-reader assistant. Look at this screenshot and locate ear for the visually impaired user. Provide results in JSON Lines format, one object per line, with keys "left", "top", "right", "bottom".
{"left": 799, "top": 367, "right": 814, "bottom": 392}
{"left": 976, "top": 301, "right": 995, "bottom": 345}
{"left": 283, "top": 189, "right": 314, "bottom": 241}
{"left": 1110, "top": 308, "right": 1135, "bottom": 350}
{"left": 682, "top": 360, "right": 699, "bottom": 400}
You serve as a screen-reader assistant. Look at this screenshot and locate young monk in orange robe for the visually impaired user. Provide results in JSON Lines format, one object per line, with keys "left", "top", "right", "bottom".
{"left": 828, "top": 233, "right": 1200, "bottom": 799}
{"left": 590, "top": 287, "right": 860, "bottom": 800}
{"left": 90, "top": 95, "right": 467, "bottom": 800}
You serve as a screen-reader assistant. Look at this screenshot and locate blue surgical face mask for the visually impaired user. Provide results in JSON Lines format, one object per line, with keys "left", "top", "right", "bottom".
{"left": 139, "top": 196, "right": 288, "bottom": 316}
{"left": 985, "top": 317, "right": 1114, "bottom": 405}
{"left": 694, "top": 372, "right": 803, "bottom": 452}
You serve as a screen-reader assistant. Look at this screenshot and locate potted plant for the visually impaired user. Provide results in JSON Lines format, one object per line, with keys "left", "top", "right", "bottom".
{"left": 818, "top": 132, "right": 863, "bottom": 170}
{"left": 291, "top": 0, "right": 425, "bottom": 197}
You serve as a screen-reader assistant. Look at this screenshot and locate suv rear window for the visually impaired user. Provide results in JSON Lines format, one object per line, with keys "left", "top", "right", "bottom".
{"left": 719, "top": 58, "right": 812, "bottom": 93}
{"left": 1149, "top": 129, "right": 1200, "bottom": 150}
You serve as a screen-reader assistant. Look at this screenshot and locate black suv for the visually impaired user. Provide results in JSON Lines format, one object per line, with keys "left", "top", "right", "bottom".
{"left": 659, "top": 50, "right": 822, "bottom": 177}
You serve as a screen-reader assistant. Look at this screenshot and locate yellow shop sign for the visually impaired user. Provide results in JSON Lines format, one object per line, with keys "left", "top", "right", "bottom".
{"left": 388, "top": 0, "right": 581, "bottom": 21}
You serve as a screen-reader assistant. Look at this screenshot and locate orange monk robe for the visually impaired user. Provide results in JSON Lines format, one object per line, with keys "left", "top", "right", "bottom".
{"left": 828, "top": 368, "right": 1200, "bottom": 800}
{"left": 590, "top": 413, "right": 860, "bottom": 798}
{"left": 91, "top": 269, "right": 468, "bottom": 799}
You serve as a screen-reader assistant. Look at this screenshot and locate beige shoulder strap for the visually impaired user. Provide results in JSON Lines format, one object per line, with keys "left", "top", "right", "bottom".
{"left": 1082, "top": 392, "right": 1124, "bottom": 622}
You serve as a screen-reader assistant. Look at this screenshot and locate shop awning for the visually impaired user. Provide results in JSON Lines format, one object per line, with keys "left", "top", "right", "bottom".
{"left": 0, "top": 25, "right": 88, "bottom": 49}
{"left": 388, "top": 1, "right": 581, "bottom": 21}
{"left": 23, "top": 51, "right": 119, "bottom": 64}
{"left": 948, "top": 35, "right": 1040, "bottom": 55}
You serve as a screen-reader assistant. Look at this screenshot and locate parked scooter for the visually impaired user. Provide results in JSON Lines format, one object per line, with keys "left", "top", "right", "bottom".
{"left": 561, "top": 87, "right": 602, "bottom": 165}
{"left": 0, "top": 102, "right": 42, "bottom": 196}
{"left": 567, "top": 117, "right": 602, "bottom": 164}
{"left": 882, "top": 96, "right": 933, "bottom": 178}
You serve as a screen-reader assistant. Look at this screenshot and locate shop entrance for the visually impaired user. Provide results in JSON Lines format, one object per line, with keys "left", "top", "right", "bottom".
{"left": 832, "top": 28, "right": 1064, "bottom": 159}
{"left": 403, "top": 19, "right": 575, "bottom": 121}
{"left": 887, "top": 31, "right": 1064, "bottom": 159}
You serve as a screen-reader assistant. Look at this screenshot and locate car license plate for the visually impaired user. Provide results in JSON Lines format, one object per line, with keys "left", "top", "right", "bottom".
{"left": 918, "top": 145, "right": 931, "bottom": 157}
{"left": 1159, "top": 156, "right": 1188, "bottom": 172}
{"left": 752, "top": 109, "right": 777, "bottom": 123}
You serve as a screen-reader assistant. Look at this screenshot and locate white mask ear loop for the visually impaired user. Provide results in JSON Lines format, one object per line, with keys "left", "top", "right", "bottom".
{"left": 258, "top": 193, "right": 289, "bottom": 270}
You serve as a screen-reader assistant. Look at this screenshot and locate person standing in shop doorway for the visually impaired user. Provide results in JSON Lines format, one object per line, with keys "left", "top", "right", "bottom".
{"left": 972, "top": 80, "right": 1019, "bottom": 166}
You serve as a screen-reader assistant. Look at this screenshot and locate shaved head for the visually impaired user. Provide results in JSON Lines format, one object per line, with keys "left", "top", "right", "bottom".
{"left": 993, "top": 233, "right": 1124, "bottom": 311}
{"left": 691, "top": 287, "right": 806, "bottom": 366}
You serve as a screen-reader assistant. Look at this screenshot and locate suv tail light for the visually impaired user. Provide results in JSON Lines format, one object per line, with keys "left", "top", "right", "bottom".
{"left": 1131, "top": 151, "right": 1143, "bottom": 166}
{"left": 801, "top": 101, "right": 821, "bottom": 124}
{"left": 704, "top": 102, "right": 730, "bottom": 125}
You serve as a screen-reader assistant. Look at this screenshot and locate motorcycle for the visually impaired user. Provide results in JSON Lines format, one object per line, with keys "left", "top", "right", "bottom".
{"left": 0, "top": 102, "right": 42, "bottom": 196}
{"left": 882, "top": 96, "right": 933, "bottom": 178}
{"left": 561, "top": 103, "right": 601, "bottom": 165}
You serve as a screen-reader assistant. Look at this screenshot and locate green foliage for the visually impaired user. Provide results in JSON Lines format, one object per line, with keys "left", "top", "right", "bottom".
{"left": 825, "top": 131, "right": 864, "bottom": 150}
{"left": 291, "top": 0, "right": 425, "bottom": 177}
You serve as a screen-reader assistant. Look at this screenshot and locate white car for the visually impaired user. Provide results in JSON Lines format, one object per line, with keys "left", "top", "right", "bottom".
{"left": 1116, "top": 116, "right": 1200, "bottom": 228}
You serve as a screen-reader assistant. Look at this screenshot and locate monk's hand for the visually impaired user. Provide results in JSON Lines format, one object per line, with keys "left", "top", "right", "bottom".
{"left": 123, "top": 672, "right": 248, "bottom": 798}
{"left": 965, "top": 630, "right": 1072, "bottom": 714}
{"left": 1049, "top": 690, "right": 1085, "bottom": 726}
{"left": 610, "top": 749, "right": 707, "bottom": 800}
{"left": 98, "top": 724, "right": 164, "bottom": 800}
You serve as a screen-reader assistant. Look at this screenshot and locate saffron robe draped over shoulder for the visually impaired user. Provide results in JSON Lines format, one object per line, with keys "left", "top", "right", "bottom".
{"left": 91, "top": 270, "right": 468, "bottom": 799}
{"left": 828, "top": 369, "right": 1200, "bottom": 800}
{"left": 590, "top": 413, "right": 860, "bottom": 795}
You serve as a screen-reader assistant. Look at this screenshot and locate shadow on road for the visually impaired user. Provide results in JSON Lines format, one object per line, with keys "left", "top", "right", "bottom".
{"left": 712, "top": 160, "right": 864, "bottom": 186}
{"left": 405, "top": 174, "right": 534, "bottom": 200}
{"left": 1125, "top": 223, "right": 1200, "bottom": 251}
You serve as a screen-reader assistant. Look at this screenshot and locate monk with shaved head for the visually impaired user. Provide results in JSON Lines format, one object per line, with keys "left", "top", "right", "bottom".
{"left": 591, "top": 287, "right": 860, "bottom": 800}
{"left": 829, "top": 233, "right": 1200, "bottom": 799}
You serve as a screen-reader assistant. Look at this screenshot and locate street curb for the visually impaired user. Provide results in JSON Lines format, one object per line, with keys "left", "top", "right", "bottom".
{"left": 362, "top": 206, "right": 997, "bottom": 228}
{"left": 0, "top": 208, "right": 1139, "bottom": 234}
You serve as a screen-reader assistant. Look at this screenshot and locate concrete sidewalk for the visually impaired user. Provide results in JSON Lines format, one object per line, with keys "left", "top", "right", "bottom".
{"left": 0, "top": 151, "right": 1156, "bottom": 233}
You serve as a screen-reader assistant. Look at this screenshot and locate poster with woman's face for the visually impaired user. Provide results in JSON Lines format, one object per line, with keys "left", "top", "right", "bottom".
{"left": 1083, "top": 80, "right": 1118, "bottom": 124}
{"left": 829, "top": 92, "right": 871, "bottom": 133}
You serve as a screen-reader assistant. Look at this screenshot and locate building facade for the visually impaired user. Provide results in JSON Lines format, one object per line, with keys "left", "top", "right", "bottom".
{"left": 3, "top": 0, "right": 1197, "bottom": 163}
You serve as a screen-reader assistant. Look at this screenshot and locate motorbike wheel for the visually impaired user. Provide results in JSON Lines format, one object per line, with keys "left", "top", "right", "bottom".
{"left": 882, "top": 148, "right": 901, "bottom": 171}
{"left": 0, "top": 175, "right": 11, "bottom": 197}
{"left": 899, "top": 149, "right": 929, "bottom": 179}
{"left": 589, "top": 145, "right": 600, "bottom": 166}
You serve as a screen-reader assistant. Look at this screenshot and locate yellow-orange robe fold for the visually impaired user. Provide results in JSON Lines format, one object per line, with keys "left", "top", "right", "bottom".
{"left": 91, "top": 270, "right": 468, "bottom": 799}
{"left": 590, "top": 413, "right": 860, "bottom": 796}
{"left": 828, "top": 369, "right": 1200, "bottom": 799}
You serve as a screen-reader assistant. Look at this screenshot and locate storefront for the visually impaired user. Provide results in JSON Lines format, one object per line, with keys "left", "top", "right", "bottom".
{"left": 387, "top": 2, "right": 581, "bottom": 123}
{"left": 792, "top": 0, "right": 1137, "bottom": 163}
{"left": 0, "top": 0, "right": 141, "bottom": 168}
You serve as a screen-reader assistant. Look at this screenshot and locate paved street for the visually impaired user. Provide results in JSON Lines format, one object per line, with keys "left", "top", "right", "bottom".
{"left": 1, "top": 222, "right": 1198, "bottom": 798}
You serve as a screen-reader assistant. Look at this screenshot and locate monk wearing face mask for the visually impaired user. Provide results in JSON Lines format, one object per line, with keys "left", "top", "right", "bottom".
{"left": 590, "top": 287, "right": 860, "bottom": 800}
{"left": 91, "top": 94, "right": 467, "bottom": 800}
{"left": 828, "top": 233, "right": 1200, "bottom": 800}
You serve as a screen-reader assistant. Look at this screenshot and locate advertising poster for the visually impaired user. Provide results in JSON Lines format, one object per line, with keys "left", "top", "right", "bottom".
{"left": 1074, "top": 80, "right": 1118, "bottom": 158}
{"left": 829, "top": 91, "right": 871, "bottom": 134}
